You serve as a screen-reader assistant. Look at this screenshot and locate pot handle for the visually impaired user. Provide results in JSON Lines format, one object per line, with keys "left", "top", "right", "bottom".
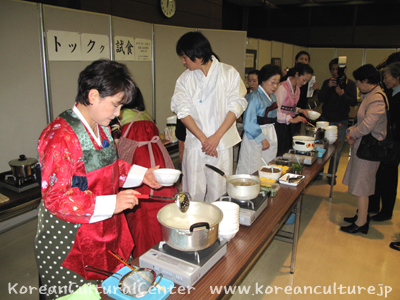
{"left": 189, "top": 222, "right": 210, "bottom": 232}
{"left": 294, "top": 141, "right": 306, "bottom": 145}
{"left": 205, "top": 164, "right": 226, "bottom": 178}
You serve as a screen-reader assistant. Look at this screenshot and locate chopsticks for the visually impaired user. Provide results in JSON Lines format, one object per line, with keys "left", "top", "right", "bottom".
{"left": 108, "top": 250, "right": 166, "bottom": 293}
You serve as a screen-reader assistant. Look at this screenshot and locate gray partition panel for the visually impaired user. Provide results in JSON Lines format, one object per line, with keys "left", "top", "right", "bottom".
{"left": 153, "top": 25, "right": 195, "bottom": 132}
{"left": 112, "top": 17, "right": 153, "bottom": 117}
{"left": 44, "top": 5, "right": 110, "bottom": 118}
{"left": 308, "top": 48, "right": 336, "bottom": 89}
{"left": 337, "top": 48, "right": 364, "bottom": 81}
{"left": 199, "top": 29, "right": 247, "bottom": 79}
{"left": 0, "top": 0, "right": 47, "bottom": 171}
{"left": 365, "top": 49, "right": 397, "bottom": 68}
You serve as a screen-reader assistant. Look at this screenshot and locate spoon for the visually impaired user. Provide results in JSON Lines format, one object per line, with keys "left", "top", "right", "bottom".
{"left": 261, "top": 158, "right": 274, "bottom": 173}
{"left": 261, "top": 158, "right": 268, "bottom": 167}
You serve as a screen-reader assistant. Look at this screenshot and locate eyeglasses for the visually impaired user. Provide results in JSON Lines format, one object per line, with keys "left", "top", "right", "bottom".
{"left": 267, "top": 80, "right": 279, "bottom": 86}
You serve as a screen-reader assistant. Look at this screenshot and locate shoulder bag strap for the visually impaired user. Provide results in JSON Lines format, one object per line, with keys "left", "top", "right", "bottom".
{"left": 376, "top": 92, "right": 392, "bottom": 139}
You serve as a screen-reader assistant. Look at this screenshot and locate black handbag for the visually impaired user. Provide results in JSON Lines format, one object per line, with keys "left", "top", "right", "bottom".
{"left": 356, "top": 92, "right": 399, "bottom": 162}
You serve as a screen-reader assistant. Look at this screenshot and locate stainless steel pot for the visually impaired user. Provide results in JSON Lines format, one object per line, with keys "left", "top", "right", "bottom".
{"left": 292, "top": 136, "right": 315, "bottom": 152}
{"left": 205, "top": 164, "right": 260, "bottom": 201}
{"left": 157, "top": 201, "right": 223, "bottom": 251}
{"left": 9, "top": 155, "right": 38, "bottom": 179}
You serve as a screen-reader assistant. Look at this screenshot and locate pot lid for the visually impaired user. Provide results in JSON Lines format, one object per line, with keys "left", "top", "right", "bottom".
{"left": 9, "top": 154, "right": 38, "bottom": 167}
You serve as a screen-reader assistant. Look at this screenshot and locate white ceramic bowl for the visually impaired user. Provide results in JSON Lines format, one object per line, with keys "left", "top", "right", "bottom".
{"left": 258, "top": 166, "right": 282, "bottom": 182}
{"left": 212, "top": 201, "right": 240, "bottom": 212}
{"left": 220, "top": 217, "right": 240, "bottom": 226}
{"left": 316, "top": 121, "right": 329, "bottom": 129}
{"left": 307, "top": 111, "right": 321, "bottom": 120}
{"left": 220, "top": 224, "right": 240, "bottom": 232}
{"left": 325, "top": 125, "right": 337, "bottom": 131}
{"left": 327, "top": 137, "right": 337, "bottom": 144}
{"left": 219, "top": 228, "right": 239, "bottom": 241}
{"left": 152, "top": 168, "right": 181, "bottom": 186}
{"left": 219, "top": 233, "right": 237, "bottom": 242}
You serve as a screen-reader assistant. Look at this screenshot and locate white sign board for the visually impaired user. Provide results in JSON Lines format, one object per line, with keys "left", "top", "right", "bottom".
{"left": 114, "top": 36, "right": 135, "bottom": 61}
{"left": 135, "top": 38, "right": 152, "bottom": 61}
{"left": 47, "top": 30, "right": 81, "bottom": 61}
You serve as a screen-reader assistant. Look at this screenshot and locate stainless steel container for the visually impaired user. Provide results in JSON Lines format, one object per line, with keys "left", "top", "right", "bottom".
{"left": 8, "top": 155, "right": 38, "bottom": 180}
{"left": 226, "top": 174, "right": 261, "bottom": 201}
{"left": 205, "top": 164, "right": 261, "bottom": 201}
{"left": 157, "top": 201, "right": 223, "bottom": 251}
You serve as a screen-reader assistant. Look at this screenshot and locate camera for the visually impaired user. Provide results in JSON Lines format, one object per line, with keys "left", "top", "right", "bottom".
{"left": 335, "top": 56, "right": 347, "bottom": 89}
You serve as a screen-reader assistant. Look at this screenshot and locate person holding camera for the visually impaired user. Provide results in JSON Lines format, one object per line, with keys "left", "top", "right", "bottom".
{"left": 318, "top": 58, "right": 357, "bottom": 185}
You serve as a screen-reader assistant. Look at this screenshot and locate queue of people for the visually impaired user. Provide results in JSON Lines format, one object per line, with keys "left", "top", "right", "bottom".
{"left": 33, "top": 35, "right": 399, "bottom": 299}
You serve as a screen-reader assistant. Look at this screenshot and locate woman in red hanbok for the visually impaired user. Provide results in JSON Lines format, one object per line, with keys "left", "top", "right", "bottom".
{"left": 34, "top": 60, "right": 161, "bottom": 299}
{"left": 116, "top": 88, "right": 177, "bottom": 257}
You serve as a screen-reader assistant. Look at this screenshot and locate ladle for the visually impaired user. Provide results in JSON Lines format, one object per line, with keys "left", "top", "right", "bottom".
{"left": 136, "top": 192, "right": 190, "bottom": 213}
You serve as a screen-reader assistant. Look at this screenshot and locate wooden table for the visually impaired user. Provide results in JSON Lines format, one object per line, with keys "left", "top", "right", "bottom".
{"left": 101, "top": 142, "right": 340, "bottom": 300}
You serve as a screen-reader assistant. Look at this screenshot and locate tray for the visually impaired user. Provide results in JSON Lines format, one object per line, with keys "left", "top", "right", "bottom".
{"left": 278, "top": 173, "right": 306, "bottom": 186}
{"left": 101, "top": 266, "right": 174, "bottom": 300}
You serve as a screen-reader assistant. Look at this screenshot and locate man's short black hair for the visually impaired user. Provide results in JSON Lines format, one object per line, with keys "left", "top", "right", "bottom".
{"left": 176, "top": 31, "right": 214, "bottom": 65}
{"left": 329, "top": 58, "right": 339, "bottom": 70}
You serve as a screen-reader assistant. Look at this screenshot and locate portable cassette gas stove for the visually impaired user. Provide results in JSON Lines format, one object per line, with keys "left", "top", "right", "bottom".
{"left": 139, "top": 238, "right": 227, "bottom": 288}
{"left": 216, "top": 191, "right": 269, "bottom": 226}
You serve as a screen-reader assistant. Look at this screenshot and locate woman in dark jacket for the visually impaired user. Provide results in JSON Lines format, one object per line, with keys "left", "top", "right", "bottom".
{"left": 368, "top": 62, "right": 400, "bottom": 222}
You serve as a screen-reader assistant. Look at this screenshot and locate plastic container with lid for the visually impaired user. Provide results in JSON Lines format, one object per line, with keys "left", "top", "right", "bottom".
{"left": 261, "top": 183, "right": 280, "bottom": 197}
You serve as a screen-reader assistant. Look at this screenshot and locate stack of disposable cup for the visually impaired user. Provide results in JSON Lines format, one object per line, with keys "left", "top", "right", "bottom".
{"left": 212, "top": 201, "right": 240, "bottom": 242}
{"left": 325, "top": 125, "right": 338, "bottom": 144}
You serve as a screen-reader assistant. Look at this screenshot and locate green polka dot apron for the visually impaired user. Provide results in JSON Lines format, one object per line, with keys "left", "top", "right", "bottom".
{"left": 34, "top": 110, "right": 134, "bottom": 299}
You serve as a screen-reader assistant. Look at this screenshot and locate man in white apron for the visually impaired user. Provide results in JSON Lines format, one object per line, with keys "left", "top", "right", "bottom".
{"left": 171, "top": 32, "right": 247, "bottom": 202}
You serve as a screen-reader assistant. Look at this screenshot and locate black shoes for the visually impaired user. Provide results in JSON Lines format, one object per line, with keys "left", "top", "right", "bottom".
{"left": 344, "top": 214, "right": 357, "bottom": 223}
{"left": 371, "top": 213, "right": 392, "bottom": 222}
{"left": 343, "top": 214, "right": 370, "bottom": 223}
{"left": 340, "top": 221, "right": 369, "bottom": 234}
{"left": 327, "top": 177, "right": 336, "bottom": 185}
{"left": 389, "top": 241, "right": 400, "bottom": 251}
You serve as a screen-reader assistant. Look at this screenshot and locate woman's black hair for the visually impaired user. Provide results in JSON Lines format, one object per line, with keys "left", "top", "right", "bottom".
{"left": 353, "top": 64, "right": 380, "bottom": 84}
{"left": 383, "top": 62, "right": 400, "bottom": 80}
{"left": 122, "top": 87, "right": 145, "bottom": 111}
{"left": 295, "top": 51, "right": 310, "bottom": 62}
{"left": 176, "top": 31, "right": 219, "bottom": 64}
{"left": 259, "top": 64, "right": 282, "bottom": 83}
{"left": 75, "top": 59, "right": 135, "bottom": 106}
{"left": 288, "top": 63, "right": 314, "bottom": 77}
{"left": 248, "top": 70, "right": 260, "bottom": 84}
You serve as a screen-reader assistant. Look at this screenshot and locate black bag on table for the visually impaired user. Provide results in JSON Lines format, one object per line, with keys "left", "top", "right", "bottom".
{"left": 356, "top": 92, "right": 400, "bottom": 162}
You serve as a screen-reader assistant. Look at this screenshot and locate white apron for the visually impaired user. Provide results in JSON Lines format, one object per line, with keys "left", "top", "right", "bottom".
{"left": 236, "top": 123, "right": 277, "bottom": 175}
{"left": 182, "top": 147, "right": 233, "bottom": 203}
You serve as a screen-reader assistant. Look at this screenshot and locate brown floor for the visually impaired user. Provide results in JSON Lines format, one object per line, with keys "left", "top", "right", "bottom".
{"left": 230, "top": 143, "right": 400, "bottom": 300}
{"left": 0, "top": 143, "right": 399, "bottom": 300}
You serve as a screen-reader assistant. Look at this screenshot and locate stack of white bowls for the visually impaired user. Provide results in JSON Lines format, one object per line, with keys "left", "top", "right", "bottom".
{"left": 212, "top": 201, "right": 240, "bottom": 242}
{"left": 325, "top": 125, "right": 338, "bottom": 144}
